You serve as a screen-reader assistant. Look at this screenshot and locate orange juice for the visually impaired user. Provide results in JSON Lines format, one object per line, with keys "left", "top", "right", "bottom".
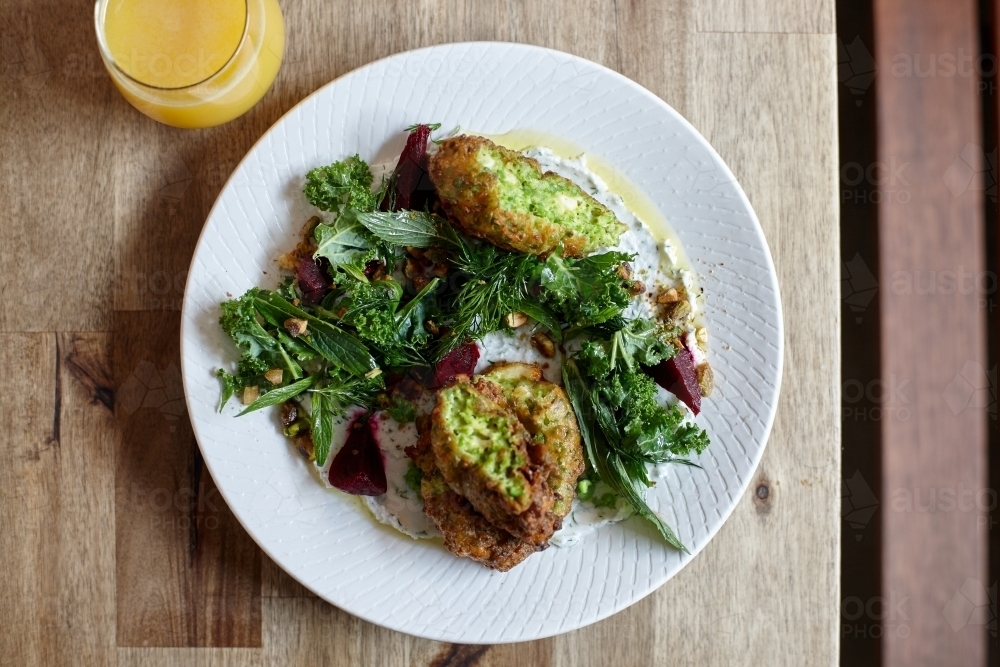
{"left": 95, "top": 0, "right": 285, "bottom": 128}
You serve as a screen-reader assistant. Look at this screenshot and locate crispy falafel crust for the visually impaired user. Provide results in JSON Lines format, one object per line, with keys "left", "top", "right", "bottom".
{"left": 483, "top": 362, "right": 585, "bottom": 519}
{"left": 428, "top": 135, "right": 624, "bottom": 257}
{"left": 406, "top": 425, "right": 535, "bottom": 572}
{"left": 430, "top": 375, "right": 559, "bottom": 546}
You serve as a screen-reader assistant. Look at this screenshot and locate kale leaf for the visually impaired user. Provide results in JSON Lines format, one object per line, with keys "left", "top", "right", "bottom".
{"left": 334, "top": 277, "right": 440, "bottom": 369}
{"left": 312, "top": 214, "right": 376, "bottom": 283}
{"left": 536, "top": 251, "right": 633, "bottom": 330}
{"left": 304, "top": 155, "right": 378, "bottom": 215}
{"left": 576, "top": 318, "right": 676, "bottom": 381}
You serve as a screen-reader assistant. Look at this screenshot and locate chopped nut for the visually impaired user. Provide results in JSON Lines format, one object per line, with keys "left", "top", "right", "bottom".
{"left": 660, "top": 299, "right": 691, "bottom": 324}
{"left": 264, "top": 368, "right": 284, "bottom": 385}
{"left": 284, "top": 318, "right": 308, "bottom": 337}
{"left": 301, "top": 216, "right": 321, "bottom": 237}
{"left": 628, "top": 280, "right": 646, "bottom": 296}
{"left": 431, "top": 263, "right": 449, "bottom": 277}
{"left": 277, "top": 252, "right": 299, "bottom": 271}
{"left": 616, "top": 262, "right": 633, "bottom": 280}
{"left": 405, "top": 246, "right": 426, "bottom": 260}
{"left": 279, "top": 402, "right": 299, "bottom": 426}
{"left": 412, "top": 275, "right": 430, "bottom": 292}
{"left": 656, "top": 288, "right": 680, "bottom": 304}
{"left": 696, "top": 362, "right": 715, "bottom": 397}
{"left": 242, "top": 385, "right": 260, "bottom": 405}
{"left": 530, "top": 332, "right": 556, "bottom": 358}
{"left": 365, "top": 368, "right": 383, "bottom": 379}
{"left": 404, "top": 258, "right": 422, "bottom": 280}
{"left": 424, "top": 319, "right": 440, "bottom": 336}
{"left": 373, "top": 392, "right": 391, "bottom": 410}
{"left": 293, "top": 432, "right": 315, "bottom": 461}
{"left": 696, "top": 327, "right": 708, "bottom": 345}
{"left": 505, "top": 311, "right": 528, "bottom": 328}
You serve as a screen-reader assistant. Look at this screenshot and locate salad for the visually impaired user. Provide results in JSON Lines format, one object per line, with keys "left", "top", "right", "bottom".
{"left": 215, "top": 123, "right": 714, "bottom": 570}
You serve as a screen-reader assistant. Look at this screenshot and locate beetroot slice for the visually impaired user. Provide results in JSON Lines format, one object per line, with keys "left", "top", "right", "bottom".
{"left": 645, "top": 348, "right": 701, "bottom": 416}
{"left": 381, "top": 124, "right": 437, "bottom": 212}
{"left": 433, "top": 341, "right": 480, "bottom": 388}
{"left": 328, "top": 413, "right": 387, "bottom": 496}
{"left": 296, "top": 256, "right": 331, "bottom": 304}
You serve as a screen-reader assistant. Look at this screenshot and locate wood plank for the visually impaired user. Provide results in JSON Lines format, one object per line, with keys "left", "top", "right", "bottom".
{"left": 261, "top": 598, "right": 551, "bottom": 667}
{"left": 114, "top": 311, "right": 261, "bottom": 647}
{"left": 645, "top": 31, "right": 840, "bottom": 666}
{"left": 873, "top": 0, "right": 990, "bottom": 665}
{"left": 696, "top": 0, "right": 835, "bottom": 35}
{"left": 0, "top": 333, "right": 117, "bottom": 667}
{"left": 261, "top": 555, "right": 314, "bottom": 599}
{"left": 118, "top": 648, "right": 262, "bottom": 667}
{"left": 0, "top": 3, "right": 116, "bottom": 332}
{"left": 614, "top": 0, "right": 692, "bottom": 118}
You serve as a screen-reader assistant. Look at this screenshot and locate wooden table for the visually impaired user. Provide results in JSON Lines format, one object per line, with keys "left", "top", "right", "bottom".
{"left": 0, "top": 1, "right": 840, "bottom": 664}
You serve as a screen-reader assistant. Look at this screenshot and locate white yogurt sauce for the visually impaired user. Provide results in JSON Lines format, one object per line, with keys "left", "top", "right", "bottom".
{"left": 318, "top": 143, "right": 706, "bottom": 547}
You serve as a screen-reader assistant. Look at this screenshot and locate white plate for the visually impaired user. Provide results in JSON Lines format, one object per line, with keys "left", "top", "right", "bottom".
{"left": 181, "top": 42, "right": 782, "bottom": 643}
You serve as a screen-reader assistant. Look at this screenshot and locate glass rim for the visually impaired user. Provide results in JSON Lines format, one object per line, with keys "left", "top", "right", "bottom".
{"left": 93, "top": 0, "right": 250, "bottom": 92}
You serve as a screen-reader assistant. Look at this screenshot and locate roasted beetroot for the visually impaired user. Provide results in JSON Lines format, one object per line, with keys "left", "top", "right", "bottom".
{"left": 645, "top": 348, "right": 701, "bottom": 416}
{"left": 382, "top": 124, "right": 437, "bottom": 212}
{"left": 432, "top": 341, "right": 480, "bottom": 388}
{"left": 328, "top": 413, "right": 387, "bottom": 496}
{"left": 296, "top": 256, "right": 331, "bottom": 304}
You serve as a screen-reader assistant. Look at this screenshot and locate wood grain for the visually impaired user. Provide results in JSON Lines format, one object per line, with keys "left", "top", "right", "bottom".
{"left": 0, "top": 334, "right": 117, "bottom": 666}
{"left": 874, "top": 1, "right": 990, "bottom": 666}
{"left": 0, "top": 0, "right": 841, "bottom": 665}
{"left": 114, "top": 311, "right": 261, "bottom": 647}
{"left": 696, "top": 0, "right": 835, "bottom": 34}
{"left": 654, "top": 31, "right": 841, "bottom": 666}
{"left": 0, "top": 2, "right": 116, "bottom": 332}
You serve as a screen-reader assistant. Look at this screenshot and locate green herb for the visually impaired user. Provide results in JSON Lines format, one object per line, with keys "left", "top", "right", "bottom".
{"left": 237, "top": 375, "right": 317, "bottom": 416}
{"left": 312, "top": 214, "right": 377, "bottom": 282}
{"left": 252, "top": 290, "right": 377, "bottom": 376}
{"left": 304, "top": 155, "right": 378, "bottom": 215}
{"left": 563, "top": 356, "right": 706, "bottom": 552}
{"left": 217, "top": 289, "right": 306, "bottom": 409}
{"left": 311, "top": 369, "right": 385, "bottom": 411}
{"left": 536, "top": 251, "right": 632, "bottom": 330}
{"left": 404, "top": 122, "right": 442, "bottom": 132}
{"left": 404, "top": 462, "right": 424, "bottom": 491}
{"left": 387, "top": 396, "right": 417, "bottom": 423}
{"left": 335, "top": 277, "right": 440, "bottom": 369}
{"left": 354, "top": 210, "right": 451, "bottom": 248}
{"left": 576, "top": 318, "right": 676, "bottom": 378}
{"left": 216, "top": 353, "right": 269, "bottom": 410}
{"left": 309, "top": 391, "right": 333, "bottom": 464}
{"left": 435, "top": 233, "right": 559, "bottom": 357}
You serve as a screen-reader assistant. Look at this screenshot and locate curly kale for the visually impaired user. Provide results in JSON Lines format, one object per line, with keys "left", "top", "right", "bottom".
{"left": 536, "top": 251, "right": 633, "bottom": 330}
{"left": 576, "top": 318, "right": 676, "bottom": 381}
{"left": 333, "top": 278, "right": 439, "bottom": 369}
{"left": 304, "top": 155, "right": 379, "bottom": 215}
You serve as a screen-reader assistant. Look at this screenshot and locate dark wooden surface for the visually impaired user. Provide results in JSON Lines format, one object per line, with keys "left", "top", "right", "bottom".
{"left": 837, "top": 0, "right": 883, "bottom": 664}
